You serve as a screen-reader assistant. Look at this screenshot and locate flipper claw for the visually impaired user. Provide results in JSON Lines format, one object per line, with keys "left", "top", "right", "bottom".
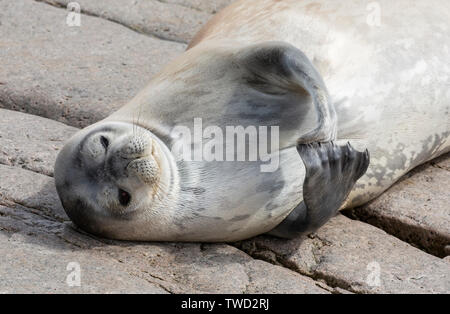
{"left": 267, "top": 141, "right": 370, "bottom": 239}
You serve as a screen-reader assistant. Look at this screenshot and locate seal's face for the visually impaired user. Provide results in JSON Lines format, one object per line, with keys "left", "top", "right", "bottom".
{"left": 54, "top": 121, "right": 171, "bottom": 239}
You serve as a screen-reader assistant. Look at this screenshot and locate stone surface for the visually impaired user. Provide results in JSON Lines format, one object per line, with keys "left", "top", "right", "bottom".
{"left": 0, "top": 165, "right": 68, "bottom": 222}
{"left": 162, "top": 0, "right": 234, "bottom": 14}
{"left": 239, "top": 215, "right": 450, "bottom": 294}
{"left": 344, "top": 153, "right": 450, "bottom": 257}
{"left": 0, "top": 215, "right": 168, "bottom": 294}
{"left": 40, "top": 0, "right": 213, "bottom": 43}
{"left": 0, "top": 0, "right": 185, "bottom": 128}
{"left": 0, "top": 109, "right": 77, "bottom": 176}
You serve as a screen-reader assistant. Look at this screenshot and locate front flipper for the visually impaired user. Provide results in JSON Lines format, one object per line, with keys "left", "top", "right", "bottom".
{"left": 268, "top": 142, "right": 370, "bottom": 239}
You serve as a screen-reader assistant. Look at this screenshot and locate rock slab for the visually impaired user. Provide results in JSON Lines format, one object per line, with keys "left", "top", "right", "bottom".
{"left": 0, "top": 0, "right": 185, "bottom": 128}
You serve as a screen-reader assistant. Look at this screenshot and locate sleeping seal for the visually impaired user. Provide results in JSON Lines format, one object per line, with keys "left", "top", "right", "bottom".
{"left": 54, "top": 0, "right": 450, "bottom": 242}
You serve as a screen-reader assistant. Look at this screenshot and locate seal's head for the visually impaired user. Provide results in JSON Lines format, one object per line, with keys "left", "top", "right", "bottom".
{"left": 54, "top": 121, "right": 177, "bottom": 240}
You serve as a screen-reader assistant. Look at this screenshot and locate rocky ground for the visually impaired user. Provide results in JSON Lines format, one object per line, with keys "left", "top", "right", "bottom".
{"left": 0, "top": 0, "right": 449, "bottom": 293}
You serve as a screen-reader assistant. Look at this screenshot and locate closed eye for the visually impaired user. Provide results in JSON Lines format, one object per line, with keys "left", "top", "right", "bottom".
{"left": 100, "top": 136, "right": 109, "bottom": 150}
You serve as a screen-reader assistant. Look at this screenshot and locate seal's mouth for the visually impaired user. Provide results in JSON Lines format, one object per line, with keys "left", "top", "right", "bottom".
{"left": 118, "top": 126, "right": 173, "bottom": 203}
{"left": 116, "top": 131, "right": 160, "bottom": 185}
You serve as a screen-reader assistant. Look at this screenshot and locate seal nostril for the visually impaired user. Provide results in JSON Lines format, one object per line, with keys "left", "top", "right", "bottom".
{"left": 100, "top": 136, "right": 109, "bottom": 150}
{"left": 118, "top": 189, "right": 131, "bottom": 206}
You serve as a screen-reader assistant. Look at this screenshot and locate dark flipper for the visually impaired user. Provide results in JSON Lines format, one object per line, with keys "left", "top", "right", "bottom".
{"left": 268, "top": 142, "right": 370, "bottom": 239}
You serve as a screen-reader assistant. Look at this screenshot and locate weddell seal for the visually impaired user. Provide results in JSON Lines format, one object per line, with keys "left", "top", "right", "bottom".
{"left": 54, "top": 0, "right": 450, "bottom": 242}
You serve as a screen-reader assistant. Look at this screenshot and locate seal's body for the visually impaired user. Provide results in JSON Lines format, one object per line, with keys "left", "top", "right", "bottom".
{"left": 188, "top": 0, "right": 450, "bottom": 205}
{"left": 55, "top": 0, "right": 450, "bottom": 242}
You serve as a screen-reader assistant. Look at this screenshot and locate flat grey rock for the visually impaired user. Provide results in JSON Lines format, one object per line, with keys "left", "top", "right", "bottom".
{"left": 346, "top": 153, "right": 450, "bottom": 257}
{"left": 0, "top": 0, "right": 186, "bottom": 128}
{"left": 163, "top": 0, "right": 235, "bottom": 14}
{"left": 0, "top": 216, "right": 168, "bottom": 294}
{"left": 38, "top": 0, "right": 227, "bottom": 43}
{"left": 0, "top": 109, "right": 77, "bottom": 176}
{"left": 0, "top": 164, "right": 68, "bottom": 222}
{"left": 239, "top": 215, "right": 450, "bottom": 294}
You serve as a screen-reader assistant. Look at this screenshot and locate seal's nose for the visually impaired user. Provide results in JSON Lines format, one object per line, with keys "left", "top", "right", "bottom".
{"left": 115, "top": 134, "right": 159, "bottom": 185}
{"left": 106, "top": 133, "right": 155, "bottom": 180}
{"left": 120, "top": 134, "right": 153, "bottom": 159}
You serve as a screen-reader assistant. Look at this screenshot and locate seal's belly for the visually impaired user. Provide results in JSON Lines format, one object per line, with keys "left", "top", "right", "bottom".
{"left": 174, "top": 146, "right": 305, "bottom": 242}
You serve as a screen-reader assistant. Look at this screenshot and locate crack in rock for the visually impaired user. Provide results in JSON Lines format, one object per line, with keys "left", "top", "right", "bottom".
{"left": 233, "top": 240, "right": 353, "bottom": 294}
{"left": 35, "top": 0, "right": 190, "bottom": 44}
